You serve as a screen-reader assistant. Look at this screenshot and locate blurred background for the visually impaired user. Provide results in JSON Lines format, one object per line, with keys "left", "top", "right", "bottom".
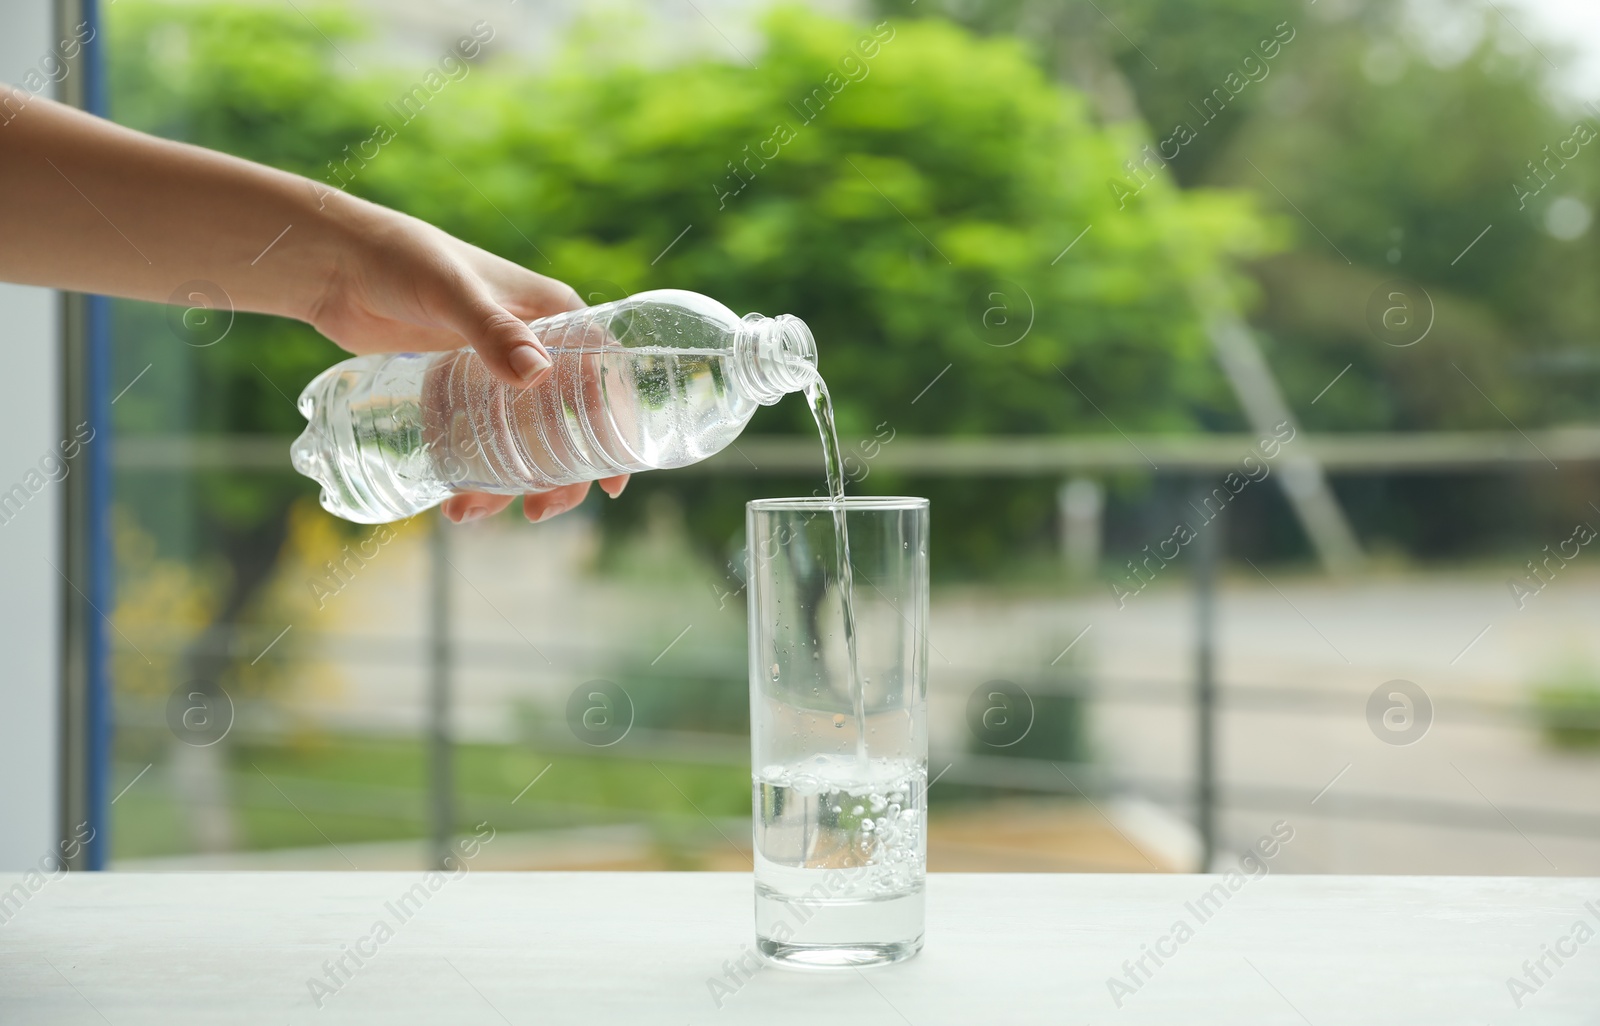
{"left": 96, "top": 0, "right": 1600, "bottom": 875}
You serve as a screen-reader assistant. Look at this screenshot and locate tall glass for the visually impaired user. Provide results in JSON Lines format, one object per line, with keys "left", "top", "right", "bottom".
{"left": 746, "top": 497, "right": 929, "bottom": 968}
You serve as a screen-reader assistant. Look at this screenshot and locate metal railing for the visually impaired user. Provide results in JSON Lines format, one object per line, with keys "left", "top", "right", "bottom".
{"left": 113, "top": 427, "right": 1600, "bottom": 473}
{"left": 111, "top": 429, "right": 1600, "bottom": 869}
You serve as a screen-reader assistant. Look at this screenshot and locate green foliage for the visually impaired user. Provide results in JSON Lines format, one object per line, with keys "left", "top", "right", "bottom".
{"left": 1532, "top": 663, "right": 1600, "bottom": 750}
{"left": 108, "top": 1, "right": 1272, "bottom": 575}
{"left": 449, "top": 9, "right": 1265, "bottom": 437}
{"left": 1237, "top": 8, "right": 1588, "bottom": 434}
{"left": 108, "top": 4, "right": 371, "bottom": 567}
{"left": 111, "top": 736, "right": 748, "bottom": 857}
{"left": 883, "top": 0, "right": 1600, "bottom": 432}
{"left": 880, "top": 0, "right": 1600, "bottom": 559}
{"left": 876, "top": 0, "right": 1297, "bottom": 186}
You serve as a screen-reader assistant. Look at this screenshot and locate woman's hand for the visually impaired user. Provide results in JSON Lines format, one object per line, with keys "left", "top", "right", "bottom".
{"left": 0, "top": 95, "right": 625, "bottom": 525}
{"left": 307, "top": 204, "right": 629, "bottom": 524}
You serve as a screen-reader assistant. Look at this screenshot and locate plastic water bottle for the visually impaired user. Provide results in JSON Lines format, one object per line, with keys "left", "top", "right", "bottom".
{"left": 292, "top": 289, "right": 817, "bottom": 523}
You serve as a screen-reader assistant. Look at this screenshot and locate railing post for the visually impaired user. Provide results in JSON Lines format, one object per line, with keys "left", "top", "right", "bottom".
{"left": 1058, "top": 477, "right": 1104, "bottom": 582}
{"left": 428, "top": 515, "right": 455, "bottom": 870}
{"left": 1191, "top": 478, "right": 1219, "bottom": 871}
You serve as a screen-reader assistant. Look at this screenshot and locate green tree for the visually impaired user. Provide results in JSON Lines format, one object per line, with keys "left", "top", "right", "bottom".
{"left": 883, "top": 0, "right": 1600, "bottom": 557}
{"left": 400, "top": 7, "right": 1274, "bottom": 566}
{"left": 109, "top": 1, "right": 1272, "bottom": 578}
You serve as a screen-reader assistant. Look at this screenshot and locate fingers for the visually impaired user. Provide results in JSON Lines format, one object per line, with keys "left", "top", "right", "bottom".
{"left": 436, "top": 231, "right": 582, "bottom": 314}
{"left": 522, "top": 482, "right": 592, "bottom": 523}
{"left": 436, "top": 271, "right": 555, "bottom": 390}
{"left": 424, "top": 227, "right": 590, "bottom": 387}
{"left": 442, "top": 492, "right": 516, "bottom": 524}
{"left": 444, "top": 476, "right": 627, "bottom": 526}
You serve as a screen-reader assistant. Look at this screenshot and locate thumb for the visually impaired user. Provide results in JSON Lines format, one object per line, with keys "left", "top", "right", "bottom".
{"left": 442, "top": 279, "right": 553, "bottom": 388}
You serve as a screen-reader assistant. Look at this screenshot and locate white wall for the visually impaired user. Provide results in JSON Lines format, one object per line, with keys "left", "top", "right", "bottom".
{"left": 0, "top": 0, "right": 64, "bottom": 870}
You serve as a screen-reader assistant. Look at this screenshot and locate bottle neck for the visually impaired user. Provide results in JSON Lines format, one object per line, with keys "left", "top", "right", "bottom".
{"left": 731, "top": 313, "right": 817, "bottom": 405}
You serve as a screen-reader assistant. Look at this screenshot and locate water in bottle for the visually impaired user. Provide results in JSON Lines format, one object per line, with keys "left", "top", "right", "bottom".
{"left": 291, "top": 289, "right": 818, "bottom": 523}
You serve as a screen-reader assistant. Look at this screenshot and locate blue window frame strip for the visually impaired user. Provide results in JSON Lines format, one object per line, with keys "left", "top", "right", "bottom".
{"left": 82, "top": 0, "right": 111, "bottom": 871}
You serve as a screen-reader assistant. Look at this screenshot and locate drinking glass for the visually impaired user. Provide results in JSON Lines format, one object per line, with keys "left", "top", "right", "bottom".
{"left": 746, "top": 496, "right": 929, "bottom": 968}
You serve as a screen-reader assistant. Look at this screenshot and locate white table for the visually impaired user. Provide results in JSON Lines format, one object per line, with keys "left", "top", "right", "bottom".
{"left": 1, "top": 872, "right": 1596, "bottom": 1024}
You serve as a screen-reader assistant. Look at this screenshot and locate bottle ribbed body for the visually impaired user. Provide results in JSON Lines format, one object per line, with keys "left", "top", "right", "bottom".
{"left": 292, "top": 289, "right": 816, "bottom": 524}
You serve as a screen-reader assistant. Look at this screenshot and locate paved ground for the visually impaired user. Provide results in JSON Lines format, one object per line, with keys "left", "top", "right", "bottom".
{"left": 930, "top": 560, "right": 1600, "bottom": 875}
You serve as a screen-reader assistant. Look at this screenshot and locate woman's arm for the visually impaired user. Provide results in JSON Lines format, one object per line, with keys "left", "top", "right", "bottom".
{"left": 0, "top": 90, "right": 624, "bottom": 522}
